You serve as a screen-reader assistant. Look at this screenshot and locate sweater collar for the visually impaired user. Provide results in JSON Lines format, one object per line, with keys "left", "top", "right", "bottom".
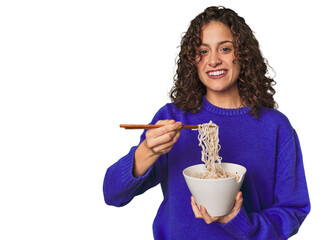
{"left": 202, "top": 96, "right": 250, "bottom": 116}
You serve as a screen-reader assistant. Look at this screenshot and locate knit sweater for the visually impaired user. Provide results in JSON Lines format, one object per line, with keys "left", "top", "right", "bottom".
{"left": 103, "top": 97, "right": 310, "bottom": 240}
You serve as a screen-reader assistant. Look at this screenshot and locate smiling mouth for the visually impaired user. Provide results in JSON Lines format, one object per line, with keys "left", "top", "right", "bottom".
{"left": 207, "top": 69, "right": 228, "bottom": 79}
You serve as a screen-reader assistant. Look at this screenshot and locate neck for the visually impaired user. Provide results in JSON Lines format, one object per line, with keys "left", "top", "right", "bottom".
{"left": 206, "top": 90, "right": 243, "bottom": 109}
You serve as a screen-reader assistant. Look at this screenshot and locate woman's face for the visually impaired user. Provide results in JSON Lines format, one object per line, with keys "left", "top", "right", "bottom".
{"left": 196, "top": 21, "right": 241, "bottom": 104}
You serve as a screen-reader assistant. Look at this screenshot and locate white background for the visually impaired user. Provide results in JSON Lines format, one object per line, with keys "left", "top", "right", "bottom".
{"left": 1, "top": 0, "right": 335, "bottom": 239}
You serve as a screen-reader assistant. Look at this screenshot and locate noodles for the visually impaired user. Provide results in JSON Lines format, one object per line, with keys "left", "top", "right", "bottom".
{"left": 195, "top": 121, "right": 227, "bottom": 179}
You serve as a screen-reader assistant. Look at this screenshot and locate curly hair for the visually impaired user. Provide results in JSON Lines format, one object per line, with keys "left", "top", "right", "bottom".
{"left": 170, "top": 6, "right": 277, "bottom": 117}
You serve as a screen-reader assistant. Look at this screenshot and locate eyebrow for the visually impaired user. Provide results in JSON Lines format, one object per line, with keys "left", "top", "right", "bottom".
{"left": 200, "top": 40, "right": 233, "bottom": 47}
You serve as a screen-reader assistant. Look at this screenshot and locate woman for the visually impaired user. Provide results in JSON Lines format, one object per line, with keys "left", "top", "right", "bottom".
{"left": 103, "top": 6, "right": 310, "bottom": 239}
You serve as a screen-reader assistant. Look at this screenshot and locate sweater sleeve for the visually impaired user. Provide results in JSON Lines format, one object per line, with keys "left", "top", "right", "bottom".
{"left": 220, "top": 130, "right": 311, "bottom": 239}
{"left": 103, "top": 145, "right": 168, "bottom": 206}
{"left": 103, "top": 105, "right": 172, "bottom": 207}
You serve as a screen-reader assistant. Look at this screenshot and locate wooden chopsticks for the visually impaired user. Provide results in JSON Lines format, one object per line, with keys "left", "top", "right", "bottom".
{"left": 120, "top": 124, "right": 199, "bottom": 130}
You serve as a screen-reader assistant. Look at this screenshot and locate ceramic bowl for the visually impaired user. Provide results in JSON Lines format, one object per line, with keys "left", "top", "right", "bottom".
{"left": 183, "top": 163, "right": 246, "bottom": 217}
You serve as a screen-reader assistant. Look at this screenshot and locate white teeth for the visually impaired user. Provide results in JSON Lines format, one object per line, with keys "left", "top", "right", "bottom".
{"left": 208, "top": 70, "right": 226, "bottom": 76}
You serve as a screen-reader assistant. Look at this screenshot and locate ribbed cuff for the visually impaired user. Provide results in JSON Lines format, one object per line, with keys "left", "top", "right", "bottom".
{"left": 118, "top": 146, "right": 153, "bottom": 190}
{"left": 220, "top": 207, "right": 252, "bottom": 239}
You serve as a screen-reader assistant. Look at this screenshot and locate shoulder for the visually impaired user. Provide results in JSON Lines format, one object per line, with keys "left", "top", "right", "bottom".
{"left": 258, "top": 107, "right": 295, "bottom": 142}
{"left": 259, "top": 107, "right": 292, "bottom": 127}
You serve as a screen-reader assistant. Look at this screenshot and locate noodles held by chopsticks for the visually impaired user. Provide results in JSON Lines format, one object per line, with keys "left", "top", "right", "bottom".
{"left": 196, "top": 121, "right": 227, "bottom": 179}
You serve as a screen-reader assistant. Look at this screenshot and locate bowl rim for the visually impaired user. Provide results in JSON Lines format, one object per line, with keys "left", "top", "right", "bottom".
{"left": 182, "top": 163, "right": 247, "bottom": 182}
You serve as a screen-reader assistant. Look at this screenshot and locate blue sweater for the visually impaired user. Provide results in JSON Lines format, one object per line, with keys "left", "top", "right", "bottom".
{"left": 103, "top": 98, "right": 310, "bottom": 239}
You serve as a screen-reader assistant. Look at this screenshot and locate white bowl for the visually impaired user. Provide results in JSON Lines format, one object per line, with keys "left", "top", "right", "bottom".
{"left": 183, "top": 163, "right": 246, "bottom": 217}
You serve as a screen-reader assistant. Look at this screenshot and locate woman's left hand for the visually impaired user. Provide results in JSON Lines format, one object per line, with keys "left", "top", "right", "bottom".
{"left": 190, "top": 191, "right": 243, "bottom": 224}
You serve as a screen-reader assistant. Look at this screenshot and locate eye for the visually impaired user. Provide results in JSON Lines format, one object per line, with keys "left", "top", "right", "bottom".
{"left": 199, "top": 49, "right": 208, "bottom": 55}
{"left": 220, "top": 47, "right": 231, "bottom": 53}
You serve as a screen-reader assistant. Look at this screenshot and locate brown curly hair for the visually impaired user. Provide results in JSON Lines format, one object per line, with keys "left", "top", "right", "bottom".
{"left": 170, "top": 6, "right": 277, "bottom": 117}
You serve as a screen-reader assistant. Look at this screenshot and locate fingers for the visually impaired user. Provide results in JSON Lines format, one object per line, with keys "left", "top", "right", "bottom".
{"left": 218, "top": 191, "right": 243, "bottom": 224}
{"left": 150, "top": 125, "right": 181, "bottom": 148}
{"left": 145, "top": 120, "right": 182, "bottom": 154}
{"left": 154, "top": 130, "right": 181, "bottom": 154}
{"left": 191, "top": 192, "right": 244, "bottom": 225}
{"left": 152, "top": 120, "right": 182, "bottom": 138}
{"left": 199, "top": 205, "right": 219, "bottom": 224}
{"left": 191, "top": 196, "right": 202, "bottom": 218}
{"left": 231, "top": 191, "right": 243, "bottom": 214}
{"left": 190, "top": 196, "right": 219, "bottom": 224}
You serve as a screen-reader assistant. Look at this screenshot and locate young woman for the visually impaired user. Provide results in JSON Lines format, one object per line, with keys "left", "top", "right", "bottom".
{"left": 103, "top": 6, "right": 310, "bottom": 239}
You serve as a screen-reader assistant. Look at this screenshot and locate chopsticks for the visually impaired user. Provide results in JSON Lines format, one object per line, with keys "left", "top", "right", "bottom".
{"left": 120, "top": 124, "right": 199, "bottom": 130}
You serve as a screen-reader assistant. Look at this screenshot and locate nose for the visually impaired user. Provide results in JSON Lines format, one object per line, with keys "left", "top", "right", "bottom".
{"left": 209, "top": 52, "right": 222, "bottom": 67}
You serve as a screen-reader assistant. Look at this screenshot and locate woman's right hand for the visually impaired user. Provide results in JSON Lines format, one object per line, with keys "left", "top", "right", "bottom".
{"left": 133, "top": 120, "right": 182, "bottom": 177}
{"left": 144, "top": 120, "right": 182, "bottom": 155}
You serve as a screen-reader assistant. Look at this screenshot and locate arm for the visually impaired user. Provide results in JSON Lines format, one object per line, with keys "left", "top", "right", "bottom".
{"left": 221, "top": 131, "right": 310, "bottom": 239}
{"left": 103, "top": 120, "right": 182, "bottom": 206}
